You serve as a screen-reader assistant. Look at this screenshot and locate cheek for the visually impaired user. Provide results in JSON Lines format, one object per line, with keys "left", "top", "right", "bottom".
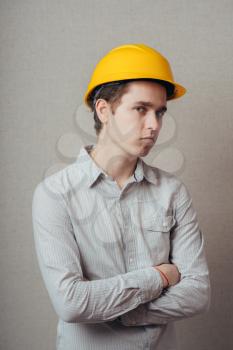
{"left": 112, "top": 113, "right": 141, "bottom": 139}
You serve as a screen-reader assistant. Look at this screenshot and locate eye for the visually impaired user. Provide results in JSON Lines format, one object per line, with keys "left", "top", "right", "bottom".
{"left": 136, "top": 106, "right": 147, "bottom": 113}
{"left": 156, "top": 109, "right": 166, "bottom": 119}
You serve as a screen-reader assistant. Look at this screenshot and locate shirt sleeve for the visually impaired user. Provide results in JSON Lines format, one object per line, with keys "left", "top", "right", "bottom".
{"left": 32, "top": 181, "right": 164, "bottom": 324}
{"left": 120, "top": 181, "right": 211, "bottom": 326}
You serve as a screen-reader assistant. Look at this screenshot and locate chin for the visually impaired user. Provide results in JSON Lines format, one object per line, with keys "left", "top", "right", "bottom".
{"left": 139, "top": 148, "right": 151, "bottom": 157}
{"left": 126, "top": 144, "right": 152, "bottom": 158}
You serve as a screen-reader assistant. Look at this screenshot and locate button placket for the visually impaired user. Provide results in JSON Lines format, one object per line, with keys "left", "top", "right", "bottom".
{"left": 117, "top": 198, "right": 137, "bottom": 271}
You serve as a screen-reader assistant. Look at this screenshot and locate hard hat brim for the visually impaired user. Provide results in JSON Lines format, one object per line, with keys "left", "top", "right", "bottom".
{"left": 84, "top": 78, "right": 186, "bottom": 106}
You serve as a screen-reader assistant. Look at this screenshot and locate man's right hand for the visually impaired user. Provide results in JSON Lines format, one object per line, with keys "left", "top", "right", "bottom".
{"left": 154, "top": 263, "right": 181, "bottom": 288}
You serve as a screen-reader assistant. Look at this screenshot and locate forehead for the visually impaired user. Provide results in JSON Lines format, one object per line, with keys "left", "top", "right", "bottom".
{"left": 121, "top": 80, "right": 167, "bottom": 105}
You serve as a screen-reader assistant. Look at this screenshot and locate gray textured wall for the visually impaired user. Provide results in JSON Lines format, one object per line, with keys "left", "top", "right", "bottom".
{"left": 1, "top": 1, "right": 233, "bottom": 349}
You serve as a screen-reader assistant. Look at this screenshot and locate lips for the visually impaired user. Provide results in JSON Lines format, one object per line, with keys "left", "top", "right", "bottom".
{"left": 140, "top": 137, "right": 155, "bottom": 143}
{"left": 141, "top": 137, "right": 154, "bottom": 141}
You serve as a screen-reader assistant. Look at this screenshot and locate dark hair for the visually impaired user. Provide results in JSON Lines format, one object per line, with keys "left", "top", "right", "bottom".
{"left": 86, "top": 78, "right": 175, "bottom": 136}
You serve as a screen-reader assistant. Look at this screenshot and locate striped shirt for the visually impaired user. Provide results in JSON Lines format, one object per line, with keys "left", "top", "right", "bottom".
{"left": 32, "top": 143, "right": 211, "bottom": 350}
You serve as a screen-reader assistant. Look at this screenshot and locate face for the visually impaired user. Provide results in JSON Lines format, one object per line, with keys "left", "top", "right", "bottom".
{"left": 97, "top": 80, "right": 167, "bottom": 158}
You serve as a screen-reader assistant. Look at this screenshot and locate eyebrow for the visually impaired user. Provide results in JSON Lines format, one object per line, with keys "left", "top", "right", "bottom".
{"left": 133, "top": 101, "right": 167, "bottom": 112}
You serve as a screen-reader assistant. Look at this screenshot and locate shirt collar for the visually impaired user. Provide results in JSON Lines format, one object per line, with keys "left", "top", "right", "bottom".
{"left": 75, "top": 144, "right": 158, "bottom": 188}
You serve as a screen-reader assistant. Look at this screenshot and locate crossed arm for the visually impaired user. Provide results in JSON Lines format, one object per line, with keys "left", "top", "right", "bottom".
{"left": 120, "top": 182, "right": 211, "bottom": 326}
{"left": 32, "top": 180, "right": 210, "bottom": 325}
{"left": 32, "top": 181, "right": 165, "bottom": 324}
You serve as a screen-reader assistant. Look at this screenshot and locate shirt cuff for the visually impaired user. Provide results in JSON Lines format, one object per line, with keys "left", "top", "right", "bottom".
{"left": 136, "top": 266, "right": 164, "bottom": 304}
{"left": 120, "top": 304, "right": 168, "bottom": 326}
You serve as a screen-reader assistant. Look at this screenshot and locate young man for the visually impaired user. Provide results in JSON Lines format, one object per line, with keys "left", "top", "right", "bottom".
{"left": 32, "top": 44, "right": 211, "bottom": 350}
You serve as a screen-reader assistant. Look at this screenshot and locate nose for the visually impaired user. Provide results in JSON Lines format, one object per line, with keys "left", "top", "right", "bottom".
{"left": 145, "top": 111, "right": 161, "bottom": 131}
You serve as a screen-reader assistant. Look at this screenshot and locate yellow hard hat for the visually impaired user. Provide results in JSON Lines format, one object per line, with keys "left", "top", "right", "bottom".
{"left": 83, "top": 43, "right": 186, "bottom": 106}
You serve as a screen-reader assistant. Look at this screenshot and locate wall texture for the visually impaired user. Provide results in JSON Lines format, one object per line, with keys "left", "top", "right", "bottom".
{"left": 0, "top": 1, "right": 232, "bottom": 349}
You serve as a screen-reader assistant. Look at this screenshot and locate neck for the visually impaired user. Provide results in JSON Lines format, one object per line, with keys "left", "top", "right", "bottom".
{"left": 89, "top": 139, "right": 138, "bottom": 183}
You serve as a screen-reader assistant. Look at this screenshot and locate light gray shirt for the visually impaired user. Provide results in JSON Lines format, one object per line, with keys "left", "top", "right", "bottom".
{"left": 32, "top": 144, "right": 211, "bottom": 350}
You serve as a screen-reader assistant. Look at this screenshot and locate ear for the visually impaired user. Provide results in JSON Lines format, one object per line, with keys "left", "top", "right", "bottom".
{"left": 95, "top": 99, "right": 111, "bottom": 124}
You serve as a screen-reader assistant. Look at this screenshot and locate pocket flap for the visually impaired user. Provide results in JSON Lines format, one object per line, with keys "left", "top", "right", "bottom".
{"left": 144, "top": 215, "right": 175, "bottom": 232}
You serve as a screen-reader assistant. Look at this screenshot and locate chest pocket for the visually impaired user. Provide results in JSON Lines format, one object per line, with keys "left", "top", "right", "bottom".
{"left": 142, "top": 214, "right": 175, "bottom": 261}
{"left": 143, "top": 214, "right": 175, "bottom": 232}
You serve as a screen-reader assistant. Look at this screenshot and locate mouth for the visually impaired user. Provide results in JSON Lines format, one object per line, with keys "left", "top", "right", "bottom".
{"left": 140, "top": 137, "right": 155, "bottom": 143}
